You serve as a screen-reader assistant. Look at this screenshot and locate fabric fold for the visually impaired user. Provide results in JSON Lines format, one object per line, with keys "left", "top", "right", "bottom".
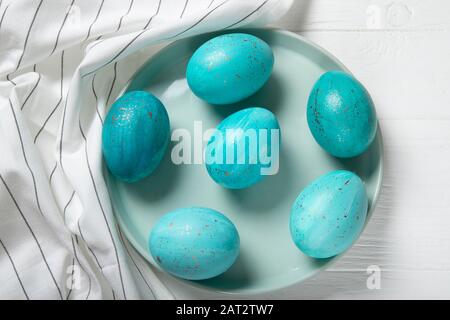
{"left": 0, "top": 0, "right": 292, "bottom": 299}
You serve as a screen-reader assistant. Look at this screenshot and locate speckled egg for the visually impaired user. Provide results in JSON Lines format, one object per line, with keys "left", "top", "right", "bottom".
{"left": 205, "top": 107, "right": 281, "bottom": 189}
{"left": 149, "top": 207, "right": 240, "bottom": 280}
{"left": 290, "top": 170, "right": 368, "bottom": 259}
{"left": 307, "top": 71, "right": 377, "bottom": 158}
{"left": 186, "top": 33, "right": 274, "bottom": 105}
{"left": 102, "top": 91, "right": 170, "bottom": 183}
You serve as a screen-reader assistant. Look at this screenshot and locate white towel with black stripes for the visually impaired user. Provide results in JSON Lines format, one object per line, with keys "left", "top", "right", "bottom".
{"left": 0, "top": 0, "right": 292, "bottom": 299}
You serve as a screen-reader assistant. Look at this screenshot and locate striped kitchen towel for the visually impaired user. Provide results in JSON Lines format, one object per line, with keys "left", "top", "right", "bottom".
{"left": 0, "top": 0, "right": 292, "bottom": 299}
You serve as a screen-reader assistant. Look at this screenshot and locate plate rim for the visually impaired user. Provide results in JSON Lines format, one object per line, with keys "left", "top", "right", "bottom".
{"left": 109, "top": 27, "right": 385, "bottom": 296}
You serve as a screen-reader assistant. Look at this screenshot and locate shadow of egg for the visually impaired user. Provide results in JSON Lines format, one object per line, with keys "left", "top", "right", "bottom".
{"left": 209, "top": 73, "right": 286, "bottom": 119}
{"left": 123, "top": 141, "right": 182, "bottom": 203}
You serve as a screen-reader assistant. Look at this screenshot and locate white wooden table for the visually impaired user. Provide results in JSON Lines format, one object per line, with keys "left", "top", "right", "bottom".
{"left": 154, "top": 0, "right": 450, "bottom": 299}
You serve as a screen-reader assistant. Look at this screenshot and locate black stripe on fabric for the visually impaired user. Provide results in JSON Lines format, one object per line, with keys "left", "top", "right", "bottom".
{"left": 87, "top": 0, "right": 226, "bottom": 78}
{"left": 66, "top": 257, "right": 75, "bottom": 300}
{"left": 143, "top": 0, "right": 161, "bottom": 29}
{"left": 50, "top": 0, "right": 75, "bottom": 56}
{"left": 87, "top": 0, "right": 228, "bottom": 80}
{"left": 64, "top": 193, "right": 94, "bottom": 300}
{"left": 117, "top": 0, "right": 134, "bottom": 31}
{"left": 91, "top": 74, "right": 103, "bottom": 124}
{"left": 105, "top": 62, "right": 118, "bottom": 108}
{"left": 78, "top": 120, "right": 127, "bottom": 299}
{"left": 8, "top": 99, "right": 45, "bottom": 219}
{"left": 118, "top": 226, "right": 156, "bottom": 299}
{"left": 49, "top": 162, "right": 58, "bottom": 182}
{"left": 6, "top": 74, "right": 16, "bottom": 85}
{"left": 86, "top": 0, "right": 161, "bottom": 75}
{"left": 63, "top": 191, "right": 75, "bottom": 221}
{"left": 34, "top": 51, "right": 65, "bottom": 143}
{"left": 87, "top": 39, "right": 106, "bottom": 54}
{"left": 103, "top": 0, "right": 134, "bottom": 110}
{"left": 58, "top": 86, "right": 70, "bottom": 170}
{"left": 21, "top": 65, "right": 41, "bottom": 110}
{"left": 0, "top": 238, "right": 29, "bottom": 300}
{"left": 92, "top": 0, "right": 134, "bottom": 42}
{"left": 86, "top": 29, "right": 146, "bottom": 78}
{"left": 169, "top": 0, "right": 229, "bottom": 39}
{"left": 85, "top": 0, "right": 105, "bottom": 41}
{"left": 15, "top": 0, "right": 44, "bottom": 71}
{"left": 77, "top": 219, "right": 115, "bottom": 300}
{"left": 72, "top": 236, "right": 92, "bottom": 300}
{"left": 0, "top": 174, "right": 63, "bottom": 300}
{"left": 0, "top": 4, "right": 9, "bottom": 31}
{"left": 225, "top": 0, "right": 269, "bottom": 29}
{"left": 77, "top": 221, "right": 103, "bottom": 271}
{"left": 64, "top": 195, "right": 94, "bottom": 300}
{"left": 180, "top": 0, "right": 189, "bottom": 18}
{"left": 77, "top": 201, "right": 116, "bottom": 300}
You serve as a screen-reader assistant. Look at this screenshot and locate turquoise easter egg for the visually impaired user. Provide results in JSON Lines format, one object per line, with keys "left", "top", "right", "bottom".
{"left": 186, "top": 33, "right": 274, "bottom": 105}
{"left": 290, "top": 170, "right": 368, "bottom": 259}
{"left": 205, "top": 107, "right": 281, "bottom": 189}
{"left": 149, "top": 207, "right": 240, "bottom": 280}
{"left": 102, "top": 91, "right": 170, "bottom": 183}
{"left": 307, "top": 71, "right": 377, "bottom": 158}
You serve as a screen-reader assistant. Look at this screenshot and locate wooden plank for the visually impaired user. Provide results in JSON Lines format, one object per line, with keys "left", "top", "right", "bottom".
{"left": 276, "top": 0, "right": 450, "bottom": 31}
{"left": 300, "top": 30, "right": 450, "bottom": 120}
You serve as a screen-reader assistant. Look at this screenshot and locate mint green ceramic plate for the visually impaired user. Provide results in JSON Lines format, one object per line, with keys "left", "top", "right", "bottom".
{"left": 107, "top": 29, "right": 383, "bottom": 295}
